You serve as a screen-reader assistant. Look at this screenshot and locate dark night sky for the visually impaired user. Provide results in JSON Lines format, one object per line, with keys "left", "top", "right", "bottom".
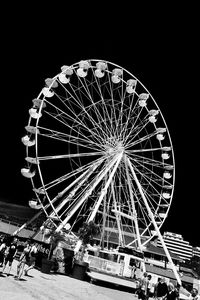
{"left": 0, "top": 5, "right": 199, "bottom": 246}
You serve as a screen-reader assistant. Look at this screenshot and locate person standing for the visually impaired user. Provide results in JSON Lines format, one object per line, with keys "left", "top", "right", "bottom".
{"left": 138, "top": 272, "right": 149, "bottom": 300}
{"left": 146, "top": 274, "right": 154, "bottom": 300}
{"left": 190, "top": 288, "right": 200, "bottom": 300}
{"left": 1, "top": 237, "right": 18, "bottom": 276}
{"left": 166, "top": 282, "right": 179, "bottom": 300}
{"left": 15, "top": 241, "right": 32, "bottom": 280}
{"left": 154, "top": 277, "right": 168, "bottom": 300}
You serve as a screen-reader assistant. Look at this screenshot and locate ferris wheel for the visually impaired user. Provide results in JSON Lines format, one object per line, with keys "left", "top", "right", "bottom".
{"left": 21, "top": 59, "right": 175, "bottom": 249}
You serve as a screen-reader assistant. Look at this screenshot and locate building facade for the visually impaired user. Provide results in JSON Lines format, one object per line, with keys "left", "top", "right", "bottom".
{"left": 193, "top": 247, "right": 200, "bottom": 258}
{"left": 157, "top": 231, "right": 193, "bottom": 261}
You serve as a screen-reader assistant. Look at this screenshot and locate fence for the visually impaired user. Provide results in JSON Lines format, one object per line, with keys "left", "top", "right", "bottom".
{"left": 0, "top": 218, "right": 43, "bottom": 241}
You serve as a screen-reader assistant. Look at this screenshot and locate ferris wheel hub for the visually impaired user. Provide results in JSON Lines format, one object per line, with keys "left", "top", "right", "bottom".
{"left": 105, "top": 139, "right": 124, "bottom": 156}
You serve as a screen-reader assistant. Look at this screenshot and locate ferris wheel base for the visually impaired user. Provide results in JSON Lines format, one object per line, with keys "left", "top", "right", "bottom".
{"left": 87, "top": 270, "right": 139, "bottom": 289}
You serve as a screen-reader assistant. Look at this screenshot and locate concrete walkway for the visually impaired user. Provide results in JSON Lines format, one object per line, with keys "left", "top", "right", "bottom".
{"left": 0, "top": 260, "right": 137, "bottom": 300}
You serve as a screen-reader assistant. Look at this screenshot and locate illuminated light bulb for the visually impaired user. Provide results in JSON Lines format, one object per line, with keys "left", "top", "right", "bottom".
{"left": 162, "top": 153, "right": 170, "bottom": 160}
{"left": 162, "top": 192, "right": 171, "bottom": 199}
{"left": 163, "top": 172, "right": 172, "bottom": 179}
{"left": 156, "top": 134, "right": 165, "bottom": 141}
{"left": 139, "top": 100, "right": 147, "bottom": 107}
{"left": 149, "top": 116, "right": 157, "bottom": 123}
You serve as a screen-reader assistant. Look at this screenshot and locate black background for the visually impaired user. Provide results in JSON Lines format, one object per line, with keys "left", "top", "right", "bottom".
{"left": 0, "top": 4, "right": 199, "bottom": 246}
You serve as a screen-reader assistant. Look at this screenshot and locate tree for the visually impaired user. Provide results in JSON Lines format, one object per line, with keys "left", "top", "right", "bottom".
{"left": 42, "top": 220, "right": 67, "bottom": 260}
{"left": 74, "top": 221, "right": 100, "bottom": 261}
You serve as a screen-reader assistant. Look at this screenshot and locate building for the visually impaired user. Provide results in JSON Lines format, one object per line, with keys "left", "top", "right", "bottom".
{"left": 193, "top": 247, "right": 200, "bottom": 258}
{"left": 157, "top": 231, "right": 193, "bottom": 261}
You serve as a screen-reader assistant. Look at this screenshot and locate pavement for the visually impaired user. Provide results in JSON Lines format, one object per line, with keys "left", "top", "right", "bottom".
{"left": 0, "top": 260, "right": 138, "bottom": 300}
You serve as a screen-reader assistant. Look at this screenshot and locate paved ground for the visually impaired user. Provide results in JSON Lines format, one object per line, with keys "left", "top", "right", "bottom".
{"left": 0, "top": 260, "right": 137, "bottom": 300}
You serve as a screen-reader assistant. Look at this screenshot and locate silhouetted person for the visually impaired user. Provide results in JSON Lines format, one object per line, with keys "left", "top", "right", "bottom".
{"left": 190, "top": 288, "right": 200, "bottom": 300}
{"left": 167, "top": 282, "right": 179, "bottom": 300}
{"left": 1, "top": 237, "right": 18, "bottom": 276}
{"left": 138, "top": 272, "right": 148, "bottom": 300}
{"left": 155, "top": 277, "right": 168, "bottom": 300}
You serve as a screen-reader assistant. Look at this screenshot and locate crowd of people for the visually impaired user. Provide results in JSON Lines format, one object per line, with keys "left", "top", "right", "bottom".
{"left": 136, "top": 272, "right": 200, "bottom": 300}
{"left": 0, "top": 235, "right": 200, "bottom": 300}
{"left": 0, "top": 235, "right": 38, "bottom": 280}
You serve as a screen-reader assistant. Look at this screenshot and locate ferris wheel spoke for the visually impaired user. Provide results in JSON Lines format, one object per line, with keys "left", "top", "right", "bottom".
{"left": 126, "top": 158, "right": 164, "bottom": 224}
{"left": 128, "top": 147, "right": 169, "bottom": 153}
{"left": 77, "top": 75, "right": 111, "bottom": 133}
{"left": 54, "top": 84, "right": 108, "bottom": 142}
{"left": 116, "top": 78, "right": 137, "bottom": 139}
{"left": 56, "top": 158, "right": 113, "bottom": 217}
{"left": 142, "top": 189, "right": 160, "bottom": 217}
{"left": 90, "top": 68, "right": 114, "bottom": 136}
{"left": 128, "top": 159, "right": 173, "bottom": 188}
{"left": 110, "top": 180, "right": 124, "bottom": 246}
{"left": 44, "top": 98, "right": 105, "bottom": 145}
{"left": 127, "top": 152, "right": 167, "bottom": 169}
{"left": 68, "top": 77, "right": 112, "bottom": 140}
{"left": 124, "top": 156, "right": 143, "bottom": 250}
{"left": 52, "top": 165, "right": 100, "bottom": 218}
{"left": 128, "top": 157, "right": 166, "bottom": 191}
{"left": 112, "top": 78, "right": 126, "bottom": 138}
{"left": 123, "top": 104, "right": 147, "bottom": 143}
{"left": 125, "top": 130, "right": 162, "bottom": 149}
{"left": 124, "top": 119, "right": 154, "bottom": 149}
{"left": 56, "top": 153, "right": 123, "bottom": 231}
{"left": 37, "top": 126, "right": 103, "bottom": 152}
{"left": 127, "top": 156, "right": 168, "bottom": 235}
{"left": 118, "top": 92, "right": 138, "bottom": 141}
{"left": 37, "top": 151, "right": 105, "bottom": 161}
{"left": 44, "top": 109, "right": 104, "bottom": 147}
{"left": 39, "top": 156, "right": 105, "bottom": 191}
{"left": 134, "top": 203, "right": 151, "bottom": 237}
{"left": 46, "top": 166, "right": 95, "bottom": 212}
{"left": 102, "top": 71, "right": 121, "bottom": 137}
{"left": 130, "top": 179, "right": 153, "bottom": 224}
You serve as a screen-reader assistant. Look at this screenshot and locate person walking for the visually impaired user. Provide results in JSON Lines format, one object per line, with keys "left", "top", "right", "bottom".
{"left": 24, "top": 241, "right": 38, "bottom": 276}
{"left": 0, "top": 237, "right": 6, "bottom": 267}
{"left": 15, "top": 241, "right": 32, "bottom": 280}
{"left": 1, "top": 237, "right": 18, "bottom": 276}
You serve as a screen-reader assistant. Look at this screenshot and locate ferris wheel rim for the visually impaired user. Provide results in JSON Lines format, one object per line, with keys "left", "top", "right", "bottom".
{"left": 23, "top": 58, "right": 175, "bottom": 247}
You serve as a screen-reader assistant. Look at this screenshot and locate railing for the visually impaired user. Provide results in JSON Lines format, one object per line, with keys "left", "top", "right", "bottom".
{"left": 0, "top": 218, "right": 35, "bottom": 237}
{"left": 0, "top": 217, "right": 21, "bottom": 227}
{"left": 85, "top": 254, "right": 123, "bottom": 276}
{"left": 0, "top": 217, "right": 36, "bottom": 231}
